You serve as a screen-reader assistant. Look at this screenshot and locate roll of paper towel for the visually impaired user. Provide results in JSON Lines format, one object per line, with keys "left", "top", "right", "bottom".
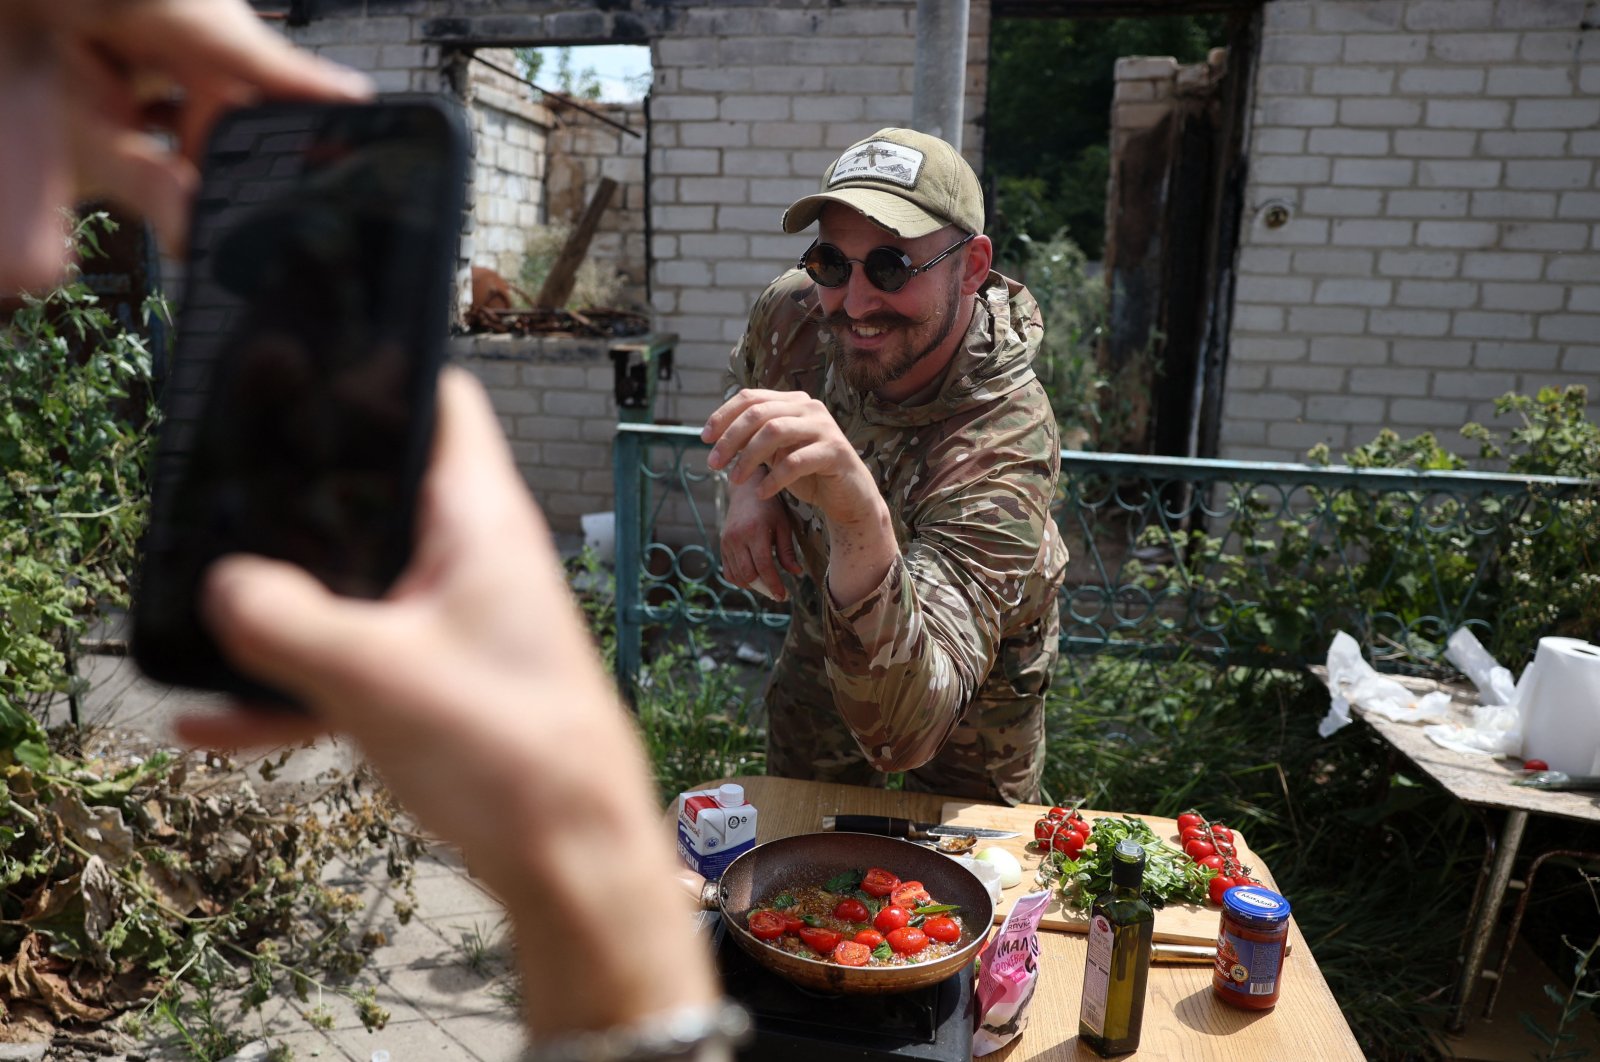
{"left": 1519, "top": 637, "right": 1600, "bottom": 776}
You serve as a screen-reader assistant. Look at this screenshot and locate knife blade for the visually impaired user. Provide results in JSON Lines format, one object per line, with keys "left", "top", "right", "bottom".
{"left": 821, "top": 815, "right": 1020, "bottom": 841}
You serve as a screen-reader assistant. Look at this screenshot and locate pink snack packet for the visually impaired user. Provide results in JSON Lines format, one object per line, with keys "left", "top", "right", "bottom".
{"left": 973, "top": 890, "right": 1052, "bottom": 1055}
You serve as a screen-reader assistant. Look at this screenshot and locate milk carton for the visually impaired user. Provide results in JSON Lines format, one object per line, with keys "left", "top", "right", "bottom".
{"left": 676, "top": 783, "right": 757, "bottom": 880}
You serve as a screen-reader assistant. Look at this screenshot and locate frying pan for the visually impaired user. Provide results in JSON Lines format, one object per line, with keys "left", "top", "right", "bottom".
{"left": 705, "top": 832, "right": 995, "bottom": 995}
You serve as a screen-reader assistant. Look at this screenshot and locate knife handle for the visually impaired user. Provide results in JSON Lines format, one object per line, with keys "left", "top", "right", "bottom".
{"left": 823, "top": 815, "right": 932, "bottom": 840}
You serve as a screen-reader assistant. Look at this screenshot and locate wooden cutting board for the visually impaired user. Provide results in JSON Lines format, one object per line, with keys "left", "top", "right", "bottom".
{"left": 940, "top": 801, "right": 1279, "bottom": 946}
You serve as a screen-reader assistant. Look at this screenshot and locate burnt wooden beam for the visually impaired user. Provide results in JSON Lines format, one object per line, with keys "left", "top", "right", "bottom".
{"left": 536, "top": 177, "right": 618, "bottom": 309}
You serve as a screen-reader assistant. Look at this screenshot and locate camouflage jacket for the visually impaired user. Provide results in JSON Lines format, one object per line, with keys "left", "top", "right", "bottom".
{"left": 727, "top": 268, "right": 1069, "bottom": 799}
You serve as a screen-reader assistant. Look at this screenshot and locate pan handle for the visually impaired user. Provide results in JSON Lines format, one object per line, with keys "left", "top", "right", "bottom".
{"left": 675, "top": 866, "right": 721, "bottom": 911}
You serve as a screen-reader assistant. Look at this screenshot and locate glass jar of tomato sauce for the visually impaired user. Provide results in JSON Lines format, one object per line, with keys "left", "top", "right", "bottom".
{"left": 1212, "top": 885, "right": 1292, "bottom": 1009}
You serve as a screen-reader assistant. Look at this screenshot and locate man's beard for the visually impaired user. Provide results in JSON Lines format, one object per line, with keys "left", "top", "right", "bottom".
{"left": 817, "top": 270, "right": 964, "bottom": 393}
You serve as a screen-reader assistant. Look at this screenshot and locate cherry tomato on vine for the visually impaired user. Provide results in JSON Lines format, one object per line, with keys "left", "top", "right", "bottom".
{"left": 1053, "top": 831, "right": 1086, "bottom": 858}
{"left": 1049, "top": 806, "right": 1071, "bottom": 821}
{"left": 1185, "top": 839, "right": 1216, "bottom": 861}
{"left": 1180, "top": 826, "right": 1208, "bottom": 845}
{"left": 1034, "top": 818, "right": 1059, "bottom": 843}
{"left": 1177, "top": 812, "right": 1205, "bottom": 832}
{"left": 1209, "top": 875, "right": 1239, "bottom": 906}
{"left": 1211, "top": 826, "right": 1235, "bottom": 844}
{"left": 1071, "top": 817, "right": 1092, "bottom": 839}
{"left": 1198, "top": 854, "right": 1226, "bottom": 871}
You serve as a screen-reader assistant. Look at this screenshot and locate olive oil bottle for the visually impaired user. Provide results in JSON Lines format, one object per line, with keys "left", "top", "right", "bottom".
{"left": 1078, "top": 840, "right": 1155, "bottom": 1056}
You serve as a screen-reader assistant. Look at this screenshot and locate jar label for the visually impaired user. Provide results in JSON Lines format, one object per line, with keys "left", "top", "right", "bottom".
{"left": 1215, "top": 926, "right": 1284, "bottom": 998}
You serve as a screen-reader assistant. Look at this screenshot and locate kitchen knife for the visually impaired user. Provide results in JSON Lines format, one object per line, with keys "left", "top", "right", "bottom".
{"left": 821, "top": 815, "right": 1020, "bottom": 841}
{"left": 1512, "top": 770, "right": 1600, "bottom": 791}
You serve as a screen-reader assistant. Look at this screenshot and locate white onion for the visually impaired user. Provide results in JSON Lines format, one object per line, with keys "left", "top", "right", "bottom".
{"left": 975, "top": 846, "right": 1023, "bottom": 888}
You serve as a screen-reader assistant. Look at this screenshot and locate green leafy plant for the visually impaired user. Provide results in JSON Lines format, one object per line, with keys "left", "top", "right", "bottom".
{"left": 0, "top": 215, "right": 419, "bottom": 1056}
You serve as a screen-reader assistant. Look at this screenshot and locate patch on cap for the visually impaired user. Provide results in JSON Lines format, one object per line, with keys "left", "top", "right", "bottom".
{"left": 829, "top": 140, "right": 925, "bottom": 189}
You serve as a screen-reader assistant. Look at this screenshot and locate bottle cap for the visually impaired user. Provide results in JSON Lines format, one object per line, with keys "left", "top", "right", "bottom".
{"left": 1110, "top": 839, "right": 1146, "bottom": 887}
{"left": 716, "top": 783, "right": 745, "bottom": 808}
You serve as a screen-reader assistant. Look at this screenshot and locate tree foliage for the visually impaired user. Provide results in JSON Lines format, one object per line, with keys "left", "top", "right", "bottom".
{"left": 986, "top": 15, "right": 1227, "bottom": 261}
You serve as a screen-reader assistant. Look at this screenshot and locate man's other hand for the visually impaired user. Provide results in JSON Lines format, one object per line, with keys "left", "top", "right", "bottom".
{"left": 720, "top": 467, "right": 801, "bottom": 601}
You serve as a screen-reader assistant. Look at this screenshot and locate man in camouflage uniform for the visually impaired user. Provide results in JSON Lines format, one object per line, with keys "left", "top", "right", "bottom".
{"left": 702, "top": 128, "right": 1068, "bottom": 805}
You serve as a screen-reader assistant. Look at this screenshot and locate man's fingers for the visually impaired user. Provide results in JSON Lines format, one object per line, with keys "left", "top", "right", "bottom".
{"left": 758, "top": 442, "right": 835, "bottom": 499}
{"left": 774, "top": 523, "right": 803, "bottom": 575}
{"left": 72, "top": 123, "right": 195, "bottom": 255}
{"left": 200, "top": 553, "right": 399, "bottom": 713}
{"left": 100, "top": 4, "right": 374, "bottom": 106}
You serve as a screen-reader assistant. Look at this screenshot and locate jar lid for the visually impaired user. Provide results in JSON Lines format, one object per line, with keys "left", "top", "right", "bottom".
{"left": 1222, "top": 885, "right": 1292, "bottom": 924}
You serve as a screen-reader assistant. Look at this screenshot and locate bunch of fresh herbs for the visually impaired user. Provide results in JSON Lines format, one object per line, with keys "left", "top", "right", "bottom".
{"left": 1041, "top": 815, "right": 1210, "bottom": 910}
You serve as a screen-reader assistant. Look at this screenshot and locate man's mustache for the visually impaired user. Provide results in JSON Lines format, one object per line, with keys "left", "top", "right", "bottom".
{"left": 820, "top": 309, "right": 915, "bottom": 334}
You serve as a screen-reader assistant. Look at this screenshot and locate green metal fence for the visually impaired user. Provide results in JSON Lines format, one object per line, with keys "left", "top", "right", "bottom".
{"left": 612, "top": 423, "right": 1594, "bottom": 694}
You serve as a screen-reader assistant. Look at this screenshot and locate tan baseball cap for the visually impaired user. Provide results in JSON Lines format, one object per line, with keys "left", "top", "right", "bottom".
{"left": 781, "top": 127, "right": 984, "bottom": 239}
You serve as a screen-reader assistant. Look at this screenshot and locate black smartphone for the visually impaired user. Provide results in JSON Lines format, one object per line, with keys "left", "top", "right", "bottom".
{"left": 131, "top": 97, "right": 468, "bottom": 703}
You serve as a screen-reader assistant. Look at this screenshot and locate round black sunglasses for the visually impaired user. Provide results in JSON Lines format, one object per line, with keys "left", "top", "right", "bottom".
{"left": 799, "top": 232, "right": 975, "bottom": 294}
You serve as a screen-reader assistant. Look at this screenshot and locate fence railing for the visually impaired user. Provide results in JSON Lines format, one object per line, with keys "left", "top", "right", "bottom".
{"left": 612, "top": 422, "right": 1594, "bottom": 694}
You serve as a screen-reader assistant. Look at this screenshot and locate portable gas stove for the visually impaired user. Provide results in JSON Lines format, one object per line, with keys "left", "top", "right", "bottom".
{"left": 712, "top": 923, "right": 976, "bottom": 1061}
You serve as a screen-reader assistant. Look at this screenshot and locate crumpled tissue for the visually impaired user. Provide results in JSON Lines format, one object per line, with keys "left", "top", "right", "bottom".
{"left": 1318, "top": 631, "right": 1452, "bottom": 737}
{"left": 1421, "top": 627, "right": 1522, "bottom": 757}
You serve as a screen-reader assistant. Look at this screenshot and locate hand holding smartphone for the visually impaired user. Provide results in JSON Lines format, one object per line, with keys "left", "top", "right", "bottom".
{"left": 132, "top": 98, "right": 468, "bottom": 704}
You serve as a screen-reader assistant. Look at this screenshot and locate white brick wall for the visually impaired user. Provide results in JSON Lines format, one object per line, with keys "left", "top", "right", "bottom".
{"left": 468, "top": 50, "right": 552, "bottom": 282}
{"left": 1229, "top": 0, "right": 1600, "bottom": 464}
{"left": 276, "top": 1, "right": 989, "bottom": 532}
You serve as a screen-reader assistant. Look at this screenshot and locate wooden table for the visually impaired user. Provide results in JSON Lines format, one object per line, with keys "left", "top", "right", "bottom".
{"left": 696, "top": 776, "right": 1363, "bottom": 1060}
{"left": 1353, "top": 698, "right": 1600, "bottom": 1033}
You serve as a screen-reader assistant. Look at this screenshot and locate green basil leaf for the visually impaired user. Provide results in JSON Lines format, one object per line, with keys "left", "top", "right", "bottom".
{"left": 871, "top": 943, "right": 893, "bottom": 961}
{"left": 772, "top": 893, "right": 796, "bottom": 909}
{"left": 802, "top": 915, "right": 825, "bottom": 928}
{"left": 824, "top": 868, "right": 864, "bottom": 893}
{"left": 913, "top": 904, "right": 959, "bottom": 915}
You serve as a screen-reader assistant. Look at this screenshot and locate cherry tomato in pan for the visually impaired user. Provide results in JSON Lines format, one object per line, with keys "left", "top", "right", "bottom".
{"left": 854, "top": 929, "right": 885, "bottom": 948}
{"left": 832, "top": 940, "right": 872, "bottom": 966}
{"left": 798, "top": 926, "right": 843, "bottom": 955}
{"left": 922, "top": 916, "right": 961, "bottom": 944}
{"left": 891, "top": 881, "right": 932, "bottom": 909}
{"left": 887, "top": 927, "right": 930, "bottom": 954}
{"left": 782, "top": 914, "right": 805, "bottom": 934}
{"left": 833, "top": 898, "right": 870, "bottom": 923}
{"left": 875, "top": 905, "right": 912, "bottom": 933}
{"left": 861, "top": 867, "right": 901, "bottom": 897}
{"left": 748, "top": 910, "right": 787, "bottom": 941}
